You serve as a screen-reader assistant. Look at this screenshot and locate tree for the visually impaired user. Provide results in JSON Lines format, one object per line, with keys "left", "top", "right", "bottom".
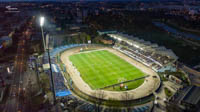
{"left": 94, "top": 35, "right": 102, "bottom": 44}
{"left": 40, "top": 73, "right": 50, "bottom": 93}
{"left": 166, "top": 102, "right": 182, "bottom": 112}
{"left": 80, "top": 32, "right": 90, "bottom": 43}
{"left": 93, "top": 90, "right": 106, "bottom": 112}
{"left": 86, "top": 35, "right": 91, "bottom": 42}
{"left": 121, "top": 92, "right": 134, "bottom": 112}
{"left": 74, "top": 34, "right": 81, "bottom": 44}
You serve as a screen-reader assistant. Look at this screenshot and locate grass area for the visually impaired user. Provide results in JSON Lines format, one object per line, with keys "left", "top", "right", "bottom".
{"left": 104, "top": 80, "right": 144, "bottom": 91}
{"left": 158, "top": 73, "right": 168, "bottom": 82}
{"left": 69, "top": 50, "right": 145, "bottom": 90}
{"left": 60, "top": 63, "right": 154, "bottom": 107}
{"left": 164, "top": 87, "right": 173, "bottom": 98}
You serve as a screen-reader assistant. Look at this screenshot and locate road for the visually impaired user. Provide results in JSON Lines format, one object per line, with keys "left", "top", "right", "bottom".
{"left": 3, "top": 19, "right": 33, "bottom": 112}
{"left": 4, "top": 36, "right": 27, "bottom": 112}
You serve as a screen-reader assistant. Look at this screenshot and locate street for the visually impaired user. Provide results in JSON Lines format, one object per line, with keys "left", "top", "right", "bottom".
{"left": 3, "top": 19, "right": 34, "bottom": 112}
{"left": 4, "top": 36, "right": 27, "bottom": 112}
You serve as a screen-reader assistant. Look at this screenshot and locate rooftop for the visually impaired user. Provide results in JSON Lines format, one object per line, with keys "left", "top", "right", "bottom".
{"left": 182, "top": 86, "right": 200, "bottom": 105}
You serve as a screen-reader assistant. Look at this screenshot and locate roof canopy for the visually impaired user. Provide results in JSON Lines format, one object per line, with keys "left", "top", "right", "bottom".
{"left": 108, "top": 33, "right": 178, "bottom": 60}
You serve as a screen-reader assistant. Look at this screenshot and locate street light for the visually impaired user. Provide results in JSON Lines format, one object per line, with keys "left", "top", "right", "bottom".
{"left": 39, "top": 16, "right": 56, "bottom": 105}
{"left": 40, "top": 17, "right": 46, "bottom": 52}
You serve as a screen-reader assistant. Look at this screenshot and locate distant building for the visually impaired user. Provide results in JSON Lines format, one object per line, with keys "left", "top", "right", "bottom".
{"left": 100, "top": 39, "right": 113, "bottom": 45}
{"left": 0, "top": 36, "right": 12, "bottom": 49}
{"left": 77, "top": 8, "right": 82, "bottom": 18}
{"left": 169, "top": 75, "right": 182, "bottom": 85}
{"left": 97, "top": 30, "right": 117, "bottom": 35}
{"left": 188, "top": 9, "right": 199, "bottom": 15}
{"left": 95, "top": 9, "right": 99, "bottom": 16}
{"left": 83, "top": 9, "right": 88, "bottom": 19}
{"left": 172, "top": 86, "right": 200, "bottom": 112}
{"left": 181, "top": 86, "right": 200, "bottom": 106}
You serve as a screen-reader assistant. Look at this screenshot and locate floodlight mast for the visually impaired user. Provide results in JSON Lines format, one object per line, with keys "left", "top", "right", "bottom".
{"left": 40, "top": 17, "right": 46, "bottom": 52}
{"left": 39, "top": 17, "right": 56, "bottom": 105}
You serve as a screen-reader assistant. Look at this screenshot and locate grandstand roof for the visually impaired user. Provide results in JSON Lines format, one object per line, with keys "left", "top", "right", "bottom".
{"left": 138, "top": 39, "right": 145, "bottom": 43}
{"left": 165, "top": 49, "right": 178, "bottom": 59}
{"left": 143, "top": 41, "right": 152, "bottom": 46}
{"left": 108, "top": 33, "right": 178, "bottom": 60}
{"left": 158, "top": 46, "right": 167, "bottom": 50}
{"left": 97, "top": 30, "right": 117, "bottom": 35}
{"left": 150, "top": 43, "right": 159, "bottom": 48}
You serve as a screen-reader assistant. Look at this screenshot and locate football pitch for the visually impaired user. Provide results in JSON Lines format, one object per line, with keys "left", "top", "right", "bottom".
{"left": 69, "top": 50, "right": 145, "bottom": 91}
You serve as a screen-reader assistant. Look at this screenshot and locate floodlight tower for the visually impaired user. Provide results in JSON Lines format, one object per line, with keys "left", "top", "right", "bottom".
{"left": 40, "top": 17, "right": 46, "bottom": 52}
{"left": 40, "top": 17, "right": 56, "bottom": 105}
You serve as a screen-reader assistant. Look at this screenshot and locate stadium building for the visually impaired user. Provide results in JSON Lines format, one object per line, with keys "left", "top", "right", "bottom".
{"left": 108, "top": 32, "right": 178, "bottom": 73}
{"left": 40, "top": 32, "right": 181, "bottom": 111}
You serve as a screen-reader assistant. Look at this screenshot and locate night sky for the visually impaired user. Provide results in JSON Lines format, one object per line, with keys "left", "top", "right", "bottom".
{"left": 0, "top": 0, "right": 183, "bottom": 2}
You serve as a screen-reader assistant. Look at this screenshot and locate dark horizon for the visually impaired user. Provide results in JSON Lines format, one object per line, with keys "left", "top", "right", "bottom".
{"left": 0, "top": 0, "right": 188, "bottom": 3}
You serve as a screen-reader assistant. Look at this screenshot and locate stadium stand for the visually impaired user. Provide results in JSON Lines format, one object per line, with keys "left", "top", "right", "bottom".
{"left": 76, "top": 103, "right": 99, "bottom": 112}
{"left": 108, "top": 33, "right": 178, "bottom": 72}
{"left": 42, "top": 44, "right": 86, "bottom": 97}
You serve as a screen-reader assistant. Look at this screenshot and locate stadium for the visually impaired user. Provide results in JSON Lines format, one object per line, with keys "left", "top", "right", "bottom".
{"left": 61, "top": 45, "right": 160, "bottom": 101}
{"left": 43, "top": 32, "right": 178, "bottom": 111}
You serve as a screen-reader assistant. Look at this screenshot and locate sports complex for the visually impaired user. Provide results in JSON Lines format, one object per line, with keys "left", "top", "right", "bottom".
{"left": 44, "top": 32, "right": 178, "bottom": 111}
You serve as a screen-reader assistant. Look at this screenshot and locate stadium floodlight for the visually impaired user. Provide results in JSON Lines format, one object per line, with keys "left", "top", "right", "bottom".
{"left": 40, "top": 16, "right": 46, "bottom": 52}
{"left": 7, "top": 67, "right": 11, "bottom": 74}
{"left": 39, "top": 16, "right": 56, "bottom": 105}
{"left": 40, "top": 16, "right": 44, "bottom": 27}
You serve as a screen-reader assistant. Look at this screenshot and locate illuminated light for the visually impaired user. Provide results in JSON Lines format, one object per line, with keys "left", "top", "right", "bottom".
{"left": 118, "top": 38, "right": 122, "bottom": 41}
{"left": 40, "top": 17, "right": 45, "bottom": 27}
{"left": 154, "top": 100, "right": 158, "bottom": 104}
{"left": 134, "top": 44, "right": 139, "bottom": 48}
{"left": 7, "top": 67, "right": 11, "bottom": 74}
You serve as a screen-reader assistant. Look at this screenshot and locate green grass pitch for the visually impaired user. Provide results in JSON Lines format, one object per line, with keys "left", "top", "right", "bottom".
{"left": 69, "top": 50, "right": 145, "bottom": 91}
